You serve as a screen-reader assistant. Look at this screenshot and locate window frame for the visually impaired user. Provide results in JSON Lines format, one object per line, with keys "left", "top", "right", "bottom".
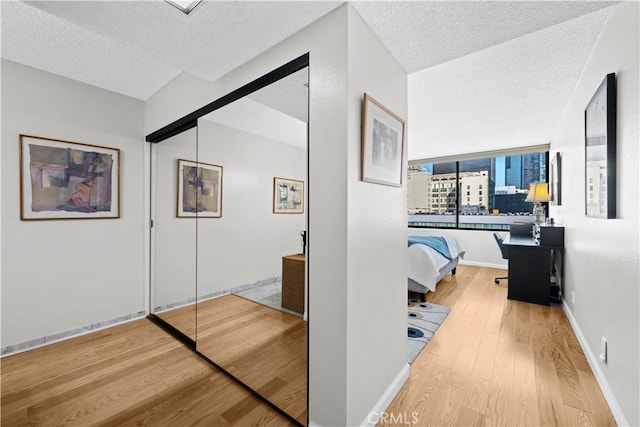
{"left": 408, "top": 148, "right": 550, "bottom": 231}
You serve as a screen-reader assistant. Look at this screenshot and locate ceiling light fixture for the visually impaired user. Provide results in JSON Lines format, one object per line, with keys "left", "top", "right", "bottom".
{"left": 165, "top": 0, "right": 202, "bottom": 15}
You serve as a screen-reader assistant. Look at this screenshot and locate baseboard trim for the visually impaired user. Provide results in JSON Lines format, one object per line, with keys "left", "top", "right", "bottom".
{"left": 1, "top": 311, "right": 146, "bottom": 357}
{"left": 309, "top": 364, "right": 411, "bottom": 427}
{"left": 562, "top": 300, "right": 630, "bottom": 426}
{"left": 458, "top": 260, "right": 507, "bottom": 269}
{"left": 360, "top": 363, "right": 411, "bottom": 427}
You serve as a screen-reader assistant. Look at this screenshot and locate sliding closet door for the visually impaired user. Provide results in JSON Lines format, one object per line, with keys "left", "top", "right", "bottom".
{"left": 150, "top": 127, "right": 197, "bottom": 342}
{"left": 195, "top": 67, "right": 309, "bottom": 425}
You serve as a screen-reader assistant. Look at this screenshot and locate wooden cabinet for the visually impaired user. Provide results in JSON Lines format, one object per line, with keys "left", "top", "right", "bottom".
{"left": 282, "top": 254, "right": 305, "bottom": 314}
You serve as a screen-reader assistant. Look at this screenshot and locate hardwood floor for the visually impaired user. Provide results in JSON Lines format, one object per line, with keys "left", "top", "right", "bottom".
{"left": 1, "top": 266, "right": 615, "bottom": 426}
{"left": 382, "top": 265, "right": 616, "bottom": 427}
{"left": 1, "top": 318, "right": 295, "bottom": 426}
{"left": 196, "top": 294, "right": 307, "bottom": 425}
{"left": 154, "top": 302, "right": 196, "bottom": 340}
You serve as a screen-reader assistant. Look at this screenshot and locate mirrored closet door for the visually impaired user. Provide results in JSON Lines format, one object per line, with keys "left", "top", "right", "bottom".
{"left": 195, "top": 66, "right": 309, "bottom": 425}
{"left": 148, "top": 56, "right": 310, "bottom": 425}
{"left": 150, "top": 127, "right": 198, "bottom": 342}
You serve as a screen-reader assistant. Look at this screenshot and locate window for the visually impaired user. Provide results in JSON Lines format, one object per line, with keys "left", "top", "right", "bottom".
{"left": 408, "top": 150, "right": 549, "bottom": 230}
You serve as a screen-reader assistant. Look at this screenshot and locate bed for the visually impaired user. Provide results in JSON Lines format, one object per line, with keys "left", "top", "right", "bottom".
{"left": 408, "top": 233, "right": 465, "bottom": 300}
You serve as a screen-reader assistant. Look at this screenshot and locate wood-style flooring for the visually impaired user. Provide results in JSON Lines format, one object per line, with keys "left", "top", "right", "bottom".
{"left": 1, "top": 316, "right": 296, "bottom": 426}
{"left": 196, "top": 294, "right": 307, "bottom": 425}
{"left": 382, "top": 265, "right": 617, "bottom": 426}
{"left": 1, "top": 266, "right": 615, "bottom": 426}
{"left": 151, "top": 294, "right": 308, "bottom": 424}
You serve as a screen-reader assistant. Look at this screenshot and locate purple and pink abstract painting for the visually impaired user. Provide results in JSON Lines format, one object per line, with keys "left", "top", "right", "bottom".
{"left": 20, "top": 135, "right": 120, "bottom": 220}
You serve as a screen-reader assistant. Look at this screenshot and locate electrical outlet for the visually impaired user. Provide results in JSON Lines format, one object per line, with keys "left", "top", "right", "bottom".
{"left": 600, "top": 337, "right": 608, "bottom": 363}
{"left": 571, "top": 291, "right": 575, "bottom": 304}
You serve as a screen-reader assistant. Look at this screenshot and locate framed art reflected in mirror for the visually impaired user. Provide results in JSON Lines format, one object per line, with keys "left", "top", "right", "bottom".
{"left": 177, "top": 159, "right": 223, "bottom": 218}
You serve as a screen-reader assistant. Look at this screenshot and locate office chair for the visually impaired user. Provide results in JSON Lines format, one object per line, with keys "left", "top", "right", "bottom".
{"left": 493, "top": 232, "right": 509, "bottom": 285}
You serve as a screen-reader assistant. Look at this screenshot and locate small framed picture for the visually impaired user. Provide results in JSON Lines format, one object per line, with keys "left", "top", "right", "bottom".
{"left": 361, "top": 93, "right": 406, "bottom": 187}
{"left": 177, "top": 159, "right": 223, "bottom": 218}
{"left": 19, "top": 134, "right": 120, "bottom": 220}
{"left": 273, "top": 177, "right": 304, "bottom": 214}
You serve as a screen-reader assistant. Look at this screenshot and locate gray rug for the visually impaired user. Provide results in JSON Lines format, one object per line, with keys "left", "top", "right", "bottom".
{"left": 408, "top": 299, "right": 450, "bottom": 364}
{"left": 235, "top": 281, "right": 302, "bottom": 317}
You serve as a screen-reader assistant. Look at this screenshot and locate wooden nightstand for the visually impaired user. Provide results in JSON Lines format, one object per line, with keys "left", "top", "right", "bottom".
{"left": 282, "top": 253, "right": 305, "bottom": 314}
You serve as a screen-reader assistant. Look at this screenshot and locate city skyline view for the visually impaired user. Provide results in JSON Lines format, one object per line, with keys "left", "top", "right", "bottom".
{"left": 409, "top": 151, "right": 548, "bottom": 230}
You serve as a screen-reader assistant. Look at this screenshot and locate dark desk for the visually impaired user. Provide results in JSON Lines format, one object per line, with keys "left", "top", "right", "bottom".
{"left": 503, "top": 233, "right": 564, "bottom": 305}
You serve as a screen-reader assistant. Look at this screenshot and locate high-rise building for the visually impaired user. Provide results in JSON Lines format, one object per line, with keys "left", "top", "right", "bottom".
{"left": 505, "top": 155, "right": 523, "bottom": 188}
{"left": 522, "top": 152, "right": 546, "bottom": 189}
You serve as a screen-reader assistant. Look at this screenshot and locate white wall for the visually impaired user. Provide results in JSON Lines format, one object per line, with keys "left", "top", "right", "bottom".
{"left": 550, "top": 2, "right": 639, "bottom": 424}
{"left": 345, "top": 7, "right": 408, "bottom": 426}
{"left": 153, "top": 127, "right": 198, "bottom": 310}
{"left": 145, "top": 4, "right": 408, "bottom": 425}
{"left": 406, "top": 9, "right": 611, "bottom": 268}
{"left": 1, "top": 59, "right": 146, "bottom": 349}
{"left": 195, "top": 120, "right": 305, "bottom": 297}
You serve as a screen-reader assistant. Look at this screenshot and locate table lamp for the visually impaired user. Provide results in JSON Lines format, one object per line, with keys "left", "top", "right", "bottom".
{"left": 525, "top": 182, "right": 550, "bottom": 225}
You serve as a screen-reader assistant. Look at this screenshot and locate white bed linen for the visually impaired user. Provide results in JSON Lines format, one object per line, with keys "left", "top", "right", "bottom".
{"left": 407, "top": 235, "right": 465, "bottom": 292}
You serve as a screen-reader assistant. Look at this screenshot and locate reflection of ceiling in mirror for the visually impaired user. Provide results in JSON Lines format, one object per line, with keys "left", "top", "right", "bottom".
{"left": 201, "top": 97, "right": 307, "bottom": 149}
{"left": 248, "top": 67, "right": 309, "bottom": 123}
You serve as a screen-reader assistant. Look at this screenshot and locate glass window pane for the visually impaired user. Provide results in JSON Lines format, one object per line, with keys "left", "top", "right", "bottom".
{"left": 409, "top": 150, "right": 548, "bottom": 231}
{"left": 408, "top": 162, "right": 457, "bottom": 228}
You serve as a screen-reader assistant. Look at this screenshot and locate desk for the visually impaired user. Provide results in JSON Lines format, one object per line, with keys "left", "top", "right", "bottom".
{"left": 503, "top": 234, "right": 564, "bottom": 306}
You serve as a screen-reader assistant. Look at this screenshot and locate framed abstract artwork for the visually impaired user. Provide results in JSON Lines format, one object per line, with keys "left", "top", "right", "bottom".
{"left": 585, "top": 73, "right": 616, "bottom": 219}
{"left": 19, "top": 134, "right": 120, "bottom": 220}
{"left": 177, "top": 159, "right": 223, "bottom": 218}
{"left": 361, "top": 93, "right": 406, "bottom": 187}
{"left": 273, "top": 177, "right": 304, "bottom": 214}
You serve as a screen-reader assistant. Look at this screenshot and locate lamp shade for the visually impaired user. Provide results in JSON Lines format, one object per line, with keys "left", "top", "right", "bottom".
{"left": 525, "top": 182, "right": 550, "bottom": 203}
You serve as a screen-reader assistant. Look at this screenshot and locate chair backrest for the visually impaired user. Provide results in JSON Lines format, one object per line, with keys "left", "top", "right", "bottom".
{"left": 493, "top": 232, "right": 509, "bottom": 260}
{"left": 510, "top": 223, "right": 534, "bottom": 236}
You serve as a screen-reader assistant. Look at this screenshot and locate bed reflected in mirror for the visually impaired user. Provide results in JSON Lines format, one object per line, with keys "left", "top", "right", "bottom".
{"left": 195, "top": 67, "right": 308, "bottom": 425}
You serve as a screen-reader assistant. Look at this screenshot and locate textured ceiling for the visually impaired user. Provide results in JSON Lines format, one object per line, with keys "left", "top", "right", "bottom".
{"left": 407, "top": 8, "right": 612, "bottom": 160}
{"left": 352, "top": 1, "right": 616, "bottom": 73}
{"left": 0, "top": 1, "right": 619, "bottom": 151}
{"left": 1, "top": 1, "right": 339, "bottom": 100}
{"left": 2, "top": 1, "right": 616, "bottom": 101}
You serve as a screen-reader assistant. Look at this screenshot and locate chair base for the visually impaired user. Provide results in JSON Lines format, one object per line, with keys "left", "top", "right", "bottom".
{"left": 494, "top": 276, "right": 508, "bottom": 285}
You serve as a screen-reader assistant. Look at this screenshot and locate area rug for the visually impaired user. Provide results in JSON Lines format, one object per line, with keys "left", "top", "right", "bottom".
{"left": 408, "top": 299, "right": 450, "bottom": 364}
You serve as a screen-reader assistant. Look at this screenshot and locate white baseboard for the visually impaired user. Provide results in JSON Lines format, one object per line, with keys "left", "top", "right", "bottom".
{"left": 360, "top": 363, "right": 411, "bottom": 427}
{"left": 308, "top": 363, "right": 411, "bottom": 427}
{"left": 458, "top": 260, "right": 507, "bottom": 269}
{"left": 562, "top": 300, "right": 630, "bottom": 426}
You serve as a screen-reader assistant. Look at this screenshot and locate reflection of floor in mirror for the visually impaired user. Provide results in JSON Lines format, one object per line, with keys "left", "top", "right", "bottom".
{"left": 153, "top": 302, "right": 196, "bottom": 340}
{"left": 0, "top": 318, "right": 295, "bottom": 426}
{"left": 197, "top": 294, "right": 307, "bottom": 425}
{"left": 236, "top": 281, "right": 302, "bottom": 317}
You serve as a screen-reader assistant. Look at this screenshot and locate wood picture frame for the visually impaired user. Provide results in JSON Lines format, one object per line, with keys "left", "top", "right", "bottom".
{"left": 550, "top": 152, "right": 562, "bottom": 206}
{"left": 361, "top": 93, "right": 406, "bottom": 187}
{"left": 177, "top": 159, "right": 223, "bottom": 218}
{"left": 585, "top": 73, "right": 616, "bottom": 219}
{"left": 19, "top": 134, "right": 120, "bottom": 220}
{"left": 273, "top": 177, "right": 304, "bottom": 214}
